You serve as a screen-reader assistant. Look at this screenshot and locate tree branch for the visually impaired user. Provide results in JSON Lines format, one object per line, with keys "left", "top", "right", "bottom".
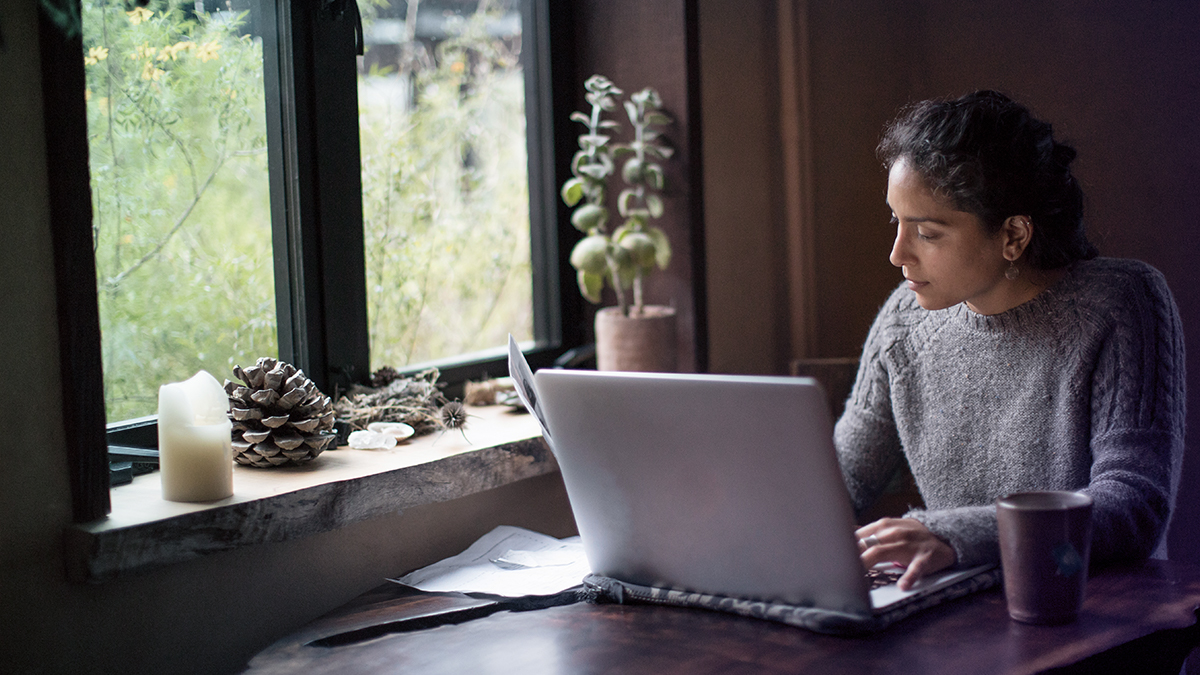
{"left": 103, "top": 155, "right": 224, "bottom": 290}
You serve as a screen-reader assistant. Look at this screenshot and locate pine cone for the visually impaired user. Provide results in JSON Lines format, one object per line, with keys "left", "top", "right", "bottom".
{"left": 225, "top": 358, "right": 337, "bottom": 468}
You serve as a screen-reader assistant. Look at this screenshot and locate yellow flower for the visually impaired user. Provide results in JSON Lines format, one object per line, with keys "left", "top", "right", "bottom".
{"left": 126, "top": 6, "right": 153, "bottom": 25}
{"left": 131, "top": 42, "right": 158, "bottom": 60}
{"left": 157, "top": 41, "right": 193, "bottom": 61}
{"left": 84, "top": 46, "right": 109, "bottom": 66}
{"left": 141, "top": 61, "right": 165, "bottom": 81}
{"left": 195, "top": 41, "right": 221, "bottom": 63}
{"left": 163, "top": 174, "right": 177, "bottom": 190}
{"left": 450, "top": 61, "right": 465, "bottom": 74}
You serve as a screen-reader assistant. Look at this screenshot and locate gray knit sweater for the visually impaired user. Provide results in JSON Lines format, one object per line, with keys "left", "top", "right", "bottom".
{"left": 834, "top": 257, "right": 1186, "bottom": 568}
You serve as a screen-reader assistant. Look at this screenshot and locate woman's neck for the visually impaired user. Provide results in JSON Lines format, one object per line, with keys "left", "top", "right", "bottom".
{"left": 966, "top": 267, "right": 1067, "bottom": 315}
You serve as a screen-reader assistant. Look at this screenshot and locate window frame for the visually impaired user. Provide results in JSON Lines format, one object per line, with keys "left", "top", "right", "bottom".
{"left": 41, "top": 0, "right": 111, "bottom": 523}
{"left": 266, "top": 0, "right": 371, "bottom": 396}
{"left": 47, "top": 0, "right": 581, "bottom": 523}
{"left": 272, "top": 0, "right": 572, "bottom": 396}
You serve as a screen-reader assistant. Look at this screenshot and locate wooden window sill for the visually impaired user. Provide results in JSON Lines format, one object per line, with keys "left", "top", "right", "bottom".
{"left": 64, "top": 405, "right": 552, "bottom": 583}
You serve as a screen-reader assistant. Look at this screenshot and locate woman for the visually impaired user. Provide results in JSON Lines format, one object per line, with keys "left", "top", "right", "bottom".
{"left": 836, "top": 90, "right": 1186, "bottom": 591}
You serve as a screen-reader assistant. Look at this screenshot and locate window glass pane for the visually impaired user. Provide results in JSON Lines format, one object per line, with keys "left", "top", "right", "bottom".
{"left": 359, "top": 0, "right": 533, "bottom": 370}
{"left": 83, "top": 0, "right": 275, "bottom": 421}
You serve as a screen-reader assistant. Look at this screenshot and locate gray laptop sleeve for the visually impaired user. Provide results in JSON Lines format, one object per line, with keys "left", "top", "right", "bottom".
{"left": 581, "top": 568, "right": 1003, "bottom": 635}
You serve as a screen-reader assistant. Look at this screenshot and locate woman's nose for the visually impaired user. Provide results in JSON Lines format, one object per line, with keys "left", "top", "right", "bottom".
{"left": 889, "top": 228, "right": 909, "bottom": 268}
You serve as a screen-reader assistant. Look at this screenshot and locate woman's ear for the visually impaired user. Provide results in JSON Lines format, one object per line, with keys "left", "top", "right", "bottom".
{"left": 1002, "top": 216, "right": 1034, "bottom": 261}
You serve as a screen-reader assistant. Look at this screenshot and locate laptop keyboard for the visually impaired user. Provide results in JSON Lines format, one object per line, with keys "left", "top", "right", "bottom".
{"left": 866, "top": 565, "right": 905, "bottom": 590}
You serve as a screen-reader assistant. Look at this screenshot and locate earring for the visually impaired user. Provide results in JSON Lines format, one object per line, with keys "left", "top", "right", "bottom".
{"left": 1005, "top": 260, "right": 1020, "bottom": 280}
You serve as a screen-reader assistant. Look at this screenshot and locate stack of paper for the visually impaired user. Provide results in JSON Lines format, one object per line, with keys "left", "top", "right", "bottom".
{"left": 392, "top": 526, "right": 591, "bottom": 597}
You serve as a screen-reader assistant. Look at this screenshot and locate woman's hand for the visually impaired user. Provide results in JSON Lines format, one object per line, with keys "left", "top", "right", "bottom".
{"left": 856, "top": 517, "right": 956, "bottom": 590}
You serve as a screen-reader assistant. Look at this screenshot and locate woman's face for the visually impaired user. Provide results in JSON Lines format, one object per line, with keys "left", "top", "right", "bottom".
{"left": 886, "top": 159, "right": 1013, "bottom": 314}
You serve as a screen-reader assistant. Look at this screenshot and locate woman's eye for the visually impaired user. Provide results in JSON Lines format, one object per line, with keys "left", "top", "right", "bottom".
{"left": 890, "top": 215, "right": 936, "bottom": 241}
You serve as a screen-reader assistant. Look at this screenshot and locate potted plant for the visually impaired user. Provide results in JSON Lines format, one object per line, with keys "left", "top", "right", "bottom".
{"left": 560, "top": 75, "right": 677, "bottom": 372}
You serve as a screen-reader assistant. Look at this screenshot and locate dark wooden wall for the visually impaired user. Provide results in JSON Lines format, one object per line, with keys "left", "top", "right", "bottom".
{"left": 556, "top": 0, "right": 707, "bottom": 372}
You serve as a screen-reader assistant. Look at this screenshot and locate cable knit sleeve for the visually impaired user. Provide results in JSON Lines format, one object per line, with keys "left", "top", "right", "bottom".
{"left": 834, "top": 287, "right": 907, "bottom": 515}
{"left": 910, "top": 504, "right": 997, "bottom": 567}
{"left": 1081, "top": 263, "right": 1186, "bottom": 563}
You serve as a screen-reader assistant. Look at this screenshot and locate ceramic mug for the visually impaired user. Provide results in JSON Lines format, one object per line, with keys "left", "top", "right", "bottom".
{"left": 996, "top": 491, "right": 1094, "bottom": 624}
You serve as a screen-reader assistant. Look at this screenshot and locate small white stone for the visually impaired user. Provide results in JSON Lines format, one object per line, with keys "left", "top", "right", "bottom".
{"left": 367, "top": 422, "right": 415, "bottom": 442}
{"left": 348, "top": 430, "right": 397, "bottom": 450}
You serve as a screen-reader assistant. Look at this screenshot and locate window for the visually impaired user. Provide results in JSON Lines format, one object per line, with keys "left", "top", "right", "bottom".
{"left": 359, "top": 1, "right": 534, "bottom": 370}
{"left": 80, "top": 0, "right": 567, "bottom": 417}
{"left": 83, "top": 0, "right": 275, "bottom": 423}
{"left": 54, "top": 0, "right": 579, "bottom": 519}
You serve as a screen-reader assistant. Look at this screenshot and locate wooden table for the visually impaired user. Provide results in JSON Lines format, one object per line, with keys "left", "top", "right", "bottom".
{"left": 243, "top": 560, "right": 1200, "bottom": 674}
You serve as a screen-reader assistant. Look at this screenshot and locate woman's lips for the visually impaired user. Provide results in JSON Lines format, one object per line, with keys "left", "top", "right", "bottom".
{"left": 905, "top": 278, "right": 928, "bottom": 291}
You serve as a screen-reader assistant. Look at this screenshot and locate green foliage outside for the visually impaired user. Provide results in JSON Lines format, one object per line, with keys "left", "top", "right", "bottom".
{"left": 83, "top": 0, "right": 275, "bottom": 423}
{"left": 360, "top": 5, "right": 533, "bottom": 371}
{"left": 84, "top": 0, "right": 535, "bottom": 422}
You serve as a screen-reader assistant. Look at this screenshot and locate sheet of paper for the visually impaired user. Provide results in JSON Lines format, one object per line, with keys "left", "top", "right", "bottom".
{"left": 507, "top": 335, "right": 553, "bottom": 445}
{"left": 391, "top": 525, "right": 590, "bottom": 597}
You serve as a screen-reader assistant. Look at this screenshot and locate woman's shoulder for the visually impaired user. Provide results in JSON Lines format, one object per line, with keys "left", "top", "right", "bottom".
{"left": 1070, "top": 256, "right": 1167, "bottom": 284}
{"left": 1062, "top": 257, "right": 1175, "bottom": 310}
{"left": 1051, "top": 258, "right": 1181, "bottom": 346}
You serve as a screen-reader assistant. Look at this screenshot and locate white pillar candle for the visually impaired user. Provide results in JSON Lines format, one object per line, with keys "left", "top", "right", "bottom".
{"left": 158, "top": 370, "right": 234, "bottom": 502}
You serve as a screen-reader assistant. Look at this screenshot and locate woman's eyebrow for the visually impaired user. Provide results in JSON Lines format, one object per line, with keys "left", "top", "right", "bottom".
{"left": 893, "top": 213, "right": 952, "bottom": 226}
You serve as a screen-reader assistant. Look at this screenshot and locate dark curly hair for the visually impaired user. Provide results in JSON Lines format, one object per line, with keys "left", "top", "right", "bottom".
{"left": 877, "top": 90, "right": 1097, "bottom": 270}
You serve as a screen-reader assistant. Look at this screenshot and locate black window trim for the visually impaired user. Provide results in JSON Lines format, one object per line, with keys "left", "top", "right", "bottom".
{"left": 40, "top": 0, "right": 110, "bottom": 523}
{"left": 267, "top": 0, "right": 372, "bottom": 396}
{"left": 43, "top": 0, "right": 581, "bottom": 523}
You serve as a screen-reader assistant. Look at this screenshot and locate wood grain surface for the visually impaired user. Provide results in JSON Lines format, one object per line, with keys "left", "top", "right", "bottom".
{"left": 244, "top": 560, "right": 1200, "bottom": 675}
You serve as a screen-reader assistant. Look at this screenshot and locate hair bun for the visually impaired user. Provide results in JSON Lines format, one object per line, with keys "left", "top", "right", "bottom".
{"left": 1052, "top": 142, "right": 1077, "bottom": 167}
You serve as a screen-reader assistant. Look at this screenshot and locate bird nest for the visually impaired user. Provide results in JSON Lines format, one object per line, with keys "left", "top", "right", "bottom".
{"left": 333, "top": 368, "right": 446, "bottom": 436}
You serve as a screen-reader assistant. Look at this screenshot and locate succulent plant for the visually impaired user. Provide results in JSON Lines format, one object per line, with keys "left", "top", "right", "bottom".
{"left": 561, "top": 75, "right": 673, "bottom": 317}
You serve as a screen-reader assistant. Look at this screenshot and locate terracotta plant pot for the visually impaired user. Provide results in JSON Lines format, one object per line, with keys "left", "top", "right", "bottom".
{"left": 595, "top": 305, "right": 677, "bottom": 372}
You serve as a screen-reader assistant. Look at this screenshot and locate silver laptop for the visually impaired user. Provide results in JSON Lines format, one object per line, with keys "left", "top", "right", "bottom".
{"left": 507, "top": 338, "right": 990, "bottom": 617}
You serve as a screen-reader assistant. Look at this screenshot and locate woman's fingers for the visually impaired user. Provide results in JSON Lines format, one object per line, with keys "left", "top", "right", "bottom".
{"left": 897, "top": 550, "right": 933, "bottom": 591}
{"left": 855, "top": 517, "right": 957, "bottom": 588}
{"left": 855, "top": 518, "right": 906, "bottom": 558}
